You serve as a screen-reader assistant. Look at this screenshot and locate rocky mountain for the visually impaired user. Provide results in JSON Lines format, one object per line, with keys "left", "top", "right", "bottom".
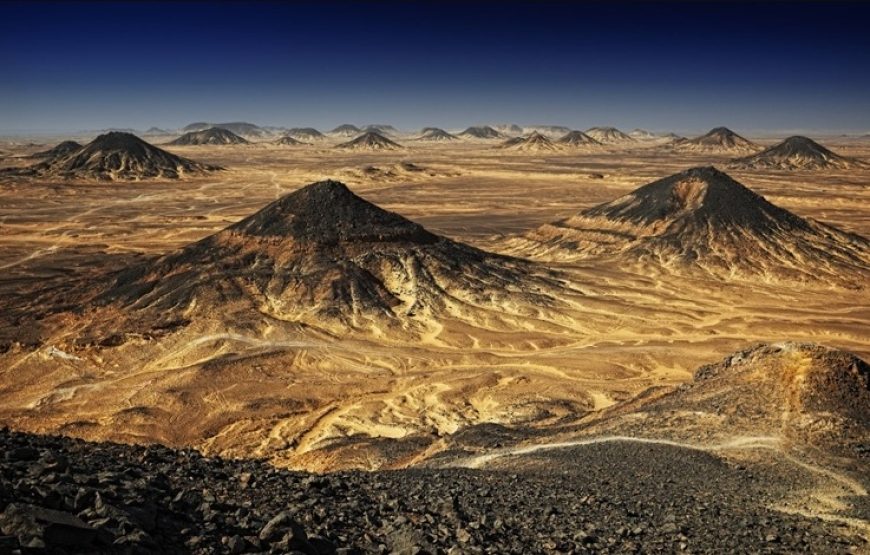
{"left": 672, "top": 127, "right": 759, "bottom": 154}
{"left": 514, "top": 166, "right": 870, "bottom": 285}
{"left": 584, "top": 127, "right": 635, "bottom": 144}
{"left": 415, "top": 127, "right": 460, "bottom": 142}
{"left": 329, "top": 124, "right": 361, "bottom": 137}
{"left": 5, "top": 132, "right": 221, "bottom": 180}
{"left": 285, "top": 128, "right": 326, "bottom": 142}
{"left": 730, "top": 136, "right": 865, "bottom": 170}
{"left": 80, "top": 180, "right": 554, "bottom": 337}
{"left": 335, "top": 132, "right": 403, "bottom": 151}
{"left": 459, "top": 126, "right": 502, "bottom": 139}
{"left": 27, "top": 141, "right": 82, "bottom": 159}
{"left": 275, "top": 135, "right": 308, "bottom": 146}
{"left": 556, "top": 130, "right": 602, "bottom": 148}
{"left": 143, "top": 127, "right": 170, "bottom": 135}
{"left": 168, "top": 127, "right": 249, "bottom": 145}
{"left": 182, "top": 122, "right": 265, "bottom": 137}
{"left": 591, "top": 342, "right": 870, "bottom": 459}
{"left": 498, "top": 132, "right": 562, "bottom": 152}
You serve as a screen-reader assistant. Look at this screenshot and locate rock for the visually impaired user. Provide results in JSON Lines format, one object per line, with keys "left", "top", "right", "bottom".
{"left": 5, "top": 447, "right": 39, "bottom": 462}
{"left": 0, "top": 503, "right": 96, "bottom": 547}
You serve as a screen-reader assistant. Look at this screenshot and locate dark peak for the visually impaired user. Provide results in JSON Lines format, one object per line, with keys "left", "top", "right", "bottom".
{"left": 226, "top": 180, "right": 437, "bottom": 245}
{"left": 337, "top": 132, "right": 403, "bottom": 149}
{"left": 779, "top": 135, "right": 826, "bottom": 150}
{"left": 461, "top": 126, "right": 501, "bottom": 138}
{"left": 331, "top": 124, "right": 360, "bottom": 132}
{"left": 88, "top": 131, "right": 149, "bottom": 150}
{"left": 706, "top": 127, "right": 736, "bottom": 137}
{"left": 557, "top": 131, "right": 601, "bottom": 145}
{"left": 526, "top": 132, "right": 548, "bottom": 140}
{"left": 582, "top": 166, "right": 809, "bottom": 231}
{"left": 287, "top": 127, "right": 323, "bottom": 135}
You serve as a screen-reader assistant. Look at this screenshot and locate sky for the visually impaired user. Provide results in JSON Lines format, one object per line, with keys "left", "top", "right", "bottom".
{"left": 2, "top": 1, "right": 869, "bottom": 135}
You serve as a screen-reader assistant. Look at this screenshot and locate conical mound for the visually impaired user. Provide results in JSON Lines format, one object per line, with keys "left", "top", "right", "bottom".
{"left": 458, "top": 126, "right": 502, "bottom": 139}
{"left": 27, "top": 140, "right": 82, "bottom": 159}
{"left": 556, "top": 131, "right": 602, "bottom": 148}
{"left": 335, "top": 132, "right": 403, "bottom": 150}
{"left": 512, "top": 167, "right": 870, "bottom": 284}
{"left": 8, "top": 132, "right": 220, "bottom": 180}
{"left": 730, "top": 136, "right": 864, "bottom": 170}
{"left": 498, "top": 132, "right": 562, "bottom": 152}
{"left": 285, "top": 128, "right": 326, "bottom": 142}
{"left": 416, "top": 128, "right": 459, "bottom": 141}
{"left": 584, "top": 127, "right": 635, "bottom": 144}
{"left": 594, "top": 343, "right": 870, "bottom": 459}
{"left": 329, "top": 124, "right": 361, "bottom": 137}
{"left": 673, "top": 127, "right": 758, "bottom": 154}
{"left": 168, "top": 127, "right": 249, "bottom": 145}
{"left": 87, "top": 180, "right": 558, "bottom": 339}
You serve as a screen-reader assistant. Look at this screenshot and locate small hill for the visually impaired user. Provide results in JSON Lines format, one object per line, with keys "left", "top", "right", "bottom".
{"left": 673, "top": 127, "right": 759, "bottom": 154}
{"left": 285, "top": 128, "right": 326, "bottom": 142}
{"left": 498, "top": 132, "right": 562, "bottom": 152}
{"left": 275, "top": 135, "right": 309, "bottom": 146}
{"left": 416, "top": 128, "right": 460, "bottom": 142}
{"left": 584, "top": 127, "right": 635, "bottom": 144}
{"left": 7, "top": 132, "right": 221, "bottom": 180}
{"left": 143, "top": 127, "right": 170, "bottom": 135}
{"left": 168, "top": 127, "right": 249, "bottom": 145}
{"left": 593, "top": 343, "right": 870, "bottom": 459}
{"left": 556, "top": 131, "right": 602, "bottom": 148}
{"left": 181, "top": 122, "right": 265, "bottom": 137}
{"left": 459, "top": 126, "right": 502, "bottom": 139}
{"left": 730, "top": 136, "right": 865, "bottom": 170}
{"left": 513, "top": 166, "right": 870, "bottom": 285}
{"left": 335, "top": 132, "right": 403, "bottom": 151}
{"left": 329, "top": 124, "right": 361, "bottom": 137}
{"left": 27, "top": 140, "right": 82, "bottom": 159}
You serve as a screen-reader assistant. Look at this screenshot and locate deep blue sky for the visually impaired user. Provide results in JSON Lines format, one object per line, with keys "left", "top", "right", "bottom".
{"left": 2, "top": 1, "right": 869, "bottom": 134}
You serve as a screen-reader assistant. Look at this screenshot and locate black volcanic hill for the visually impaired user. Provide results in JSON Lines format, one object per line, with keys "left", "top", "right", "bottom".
{"left": 584, "top": 127, "right": 635, "bottom": 144}
{"left": 416, "top": 127, "right": 459, "bottom": 141}
{"left": 285, "top": 127, "right": 326, "bottom": 141}
{"left": 27, "top": 140, "right": 82, "bottom": 159}
{"left": 168, "top": 127, "right": 249, "bottom": 145}
{"left": 182, "top": 122, "right": 264, "bottom": 137}
{"left": 335, "top": 132, "right": 403, "bottom": 151}
{"left": 556, "top": 131, "right": 602, "bottom": 147}
{"left": 673, "top": 127, "right": 758, "bottom": 154}
{"left": 329, "top": 124, "right": 361, "bottom": 137}
{"left": 459, "top": 126, "right": 502, "bottom": 139}
{"left": 7, "top": 132, "right": 221, "bottom": 180}
{"left": 518, "top": 166, "right": 870, "bottom": 284}
{"left": 93, "top": 180, "right": 554, "bottom": 335}
{"left": 730, "top": 136, "right": 865, "bottom": 170}
{"left": 499, "top": 132, "right": 561, "bottom": 152}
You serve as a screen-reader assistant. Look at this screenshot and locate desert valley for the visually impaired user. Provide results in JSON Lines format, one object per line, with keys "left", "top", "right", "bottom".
{"left": 0, "top": 123, "right": 868, "bottom": 553}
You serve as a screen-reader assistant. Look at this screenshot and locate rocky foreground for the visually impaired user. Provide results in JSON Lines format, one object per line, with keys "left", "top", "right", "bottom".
{"left": 1, "top": 429, "right": 866, "bottom": 554}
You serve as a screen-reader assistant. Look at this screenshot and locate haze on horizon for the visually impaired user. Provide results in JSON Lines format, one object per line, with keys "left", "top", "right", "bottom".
{"left": 2, "top": 1, "right": 869, "bottom": 135}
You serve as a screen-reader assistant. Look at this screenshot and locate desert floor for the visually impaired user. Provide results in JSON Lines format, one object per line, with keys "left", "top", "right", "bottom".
{"left": 0, "top": 137, "right": 868, "bottom": 474}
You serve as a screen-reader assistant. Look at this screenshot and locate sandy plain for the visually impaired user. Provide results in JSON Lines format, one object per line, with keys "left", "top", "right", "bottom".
{"left": 0, "top": 135, "right": 868, "bottom": 473}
